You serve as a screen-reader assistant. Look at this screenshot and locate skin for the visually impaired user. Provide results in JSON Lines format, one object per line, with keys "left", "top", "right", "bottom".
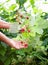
{"left": 0, "top": 20, "right": 28, "bottom": 49}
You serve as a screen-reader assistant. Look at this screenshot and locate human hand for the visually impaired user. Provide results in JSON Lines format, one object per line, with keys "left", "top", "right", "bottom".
{"left": 0, "top": 20, "right": 28, "bottom": 49}
{"left": 0, "top": 20, "right": 10, "bottom": 29}
{"left": 9, "top": 39, "right": 28, "bottom": 49}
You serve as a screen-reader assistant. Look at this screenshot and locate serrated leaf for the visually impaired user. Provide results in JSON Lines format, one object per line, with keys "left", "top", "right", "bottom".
{"left": 33, "top": 26, "right": 43, "bottom": 34}
{"left": 35, "top": 16, "right": 48, "bottom": 29}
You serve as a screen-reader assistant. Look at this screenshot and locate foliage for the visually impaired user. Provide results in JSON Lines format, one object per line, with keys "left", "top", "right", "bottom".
{"left": 0, "top": 0, "right": 48, "bottom": 65}
{"left": 16, "top": 0, "right": 27, "bottom": 7}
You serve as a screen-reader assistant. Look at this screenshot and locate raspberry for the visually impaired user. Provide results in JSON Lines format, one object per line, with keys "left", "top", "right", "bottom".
{"left": 19, "top": 28, "right": 25, "bottom": 33}
{"left": 28, "top": 30, "right": 30, "bottom": 32}
{"left": 24, "top": 44, "right": 28, "bottom": 48}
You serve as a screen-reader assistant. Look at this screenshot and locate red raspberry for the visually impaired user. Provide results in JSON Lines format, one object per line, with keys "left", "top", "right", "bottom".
{"left": 20, "top": 28, "right": 25, "bottom": 33}
{"left": 24, "top": 44, "right": 28, "bottom": 48}
{"left": 28, "top": 30, "right": 30, "bottom": 32}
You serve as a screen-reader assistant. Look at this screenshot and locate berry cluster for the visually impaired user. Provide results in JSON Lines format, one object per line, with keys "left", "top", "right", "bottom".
{"left": 19, "top": 26, "right": 31, "bottom": 33}
{"left": 20, "top": 41, "right": 28, "bottom": 48}
{"left": 16, "top": 10, "right": 29, "bottom": 25}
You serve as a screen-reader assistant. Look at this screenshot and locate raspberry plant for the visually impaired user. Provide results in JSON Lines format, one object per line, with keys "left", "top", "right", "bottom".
{"left": 0, "top": 0, "right": 48, "bottom": 65}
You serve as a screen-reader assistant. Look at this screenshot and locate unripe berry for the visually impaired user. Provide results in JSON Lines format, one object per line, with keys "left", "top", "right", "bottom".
{"left": 16, "top": 15, "right": 18, "bottom": 19}
{"left": 20, "top": 15, "right": 23, "bottom": 18}
{"left": 19, "top": 22, "right": 22, "bottom": 24}
{"left": 20, "top": 41, "right": 24, "bottom": 44}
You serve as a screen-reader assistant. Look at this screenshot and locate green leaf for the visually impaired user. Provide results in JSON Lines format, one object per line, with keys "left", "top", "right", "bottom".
{"left": 6, "top": 0, "right": 10, "bottom": 2}
{"left": 16, "top": 0, "right": 27, "bottom": 6}
{"left": 33, "top": 26, "right": 43, "bottom": 34}
{"left": 30, "top": 0, "right": 35, "bottom": 7}
{"left": 22, "top": 32, "right": 29, "bottom": 39}
{"left": 16, "top": 49, "right": 25, "bottom": 56}
{"left": 9, "top": 4, "right": 16, "bottom": 11}
{"left": 4, "top": 57, "right": 11, "bottom": 65}
{"left": 0, "top": 43, "right": 6, "bottom": 56}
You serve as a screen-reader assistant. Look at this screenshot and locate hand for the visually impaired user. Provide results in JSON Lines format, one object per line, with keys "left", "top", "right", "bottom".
{"left": 9, "top": 39, "right": 28, "bottom": 49}
{"left": 0, "top": 29, "right": 28, "bottom": 49}
{"left": 0, "top": 20, "right": 10, "bottom": 29}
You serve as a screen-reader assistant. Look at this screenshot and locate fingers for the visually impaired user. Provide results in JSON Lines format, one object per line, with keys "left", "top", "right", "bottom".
{"left": 0, "top": 22, "right": 10, "bottom": 29}
{"left": 0, "top": 24, "right": 10, "bottom": 29}
{"left": 8, "top": 40, "right": 28, "bottom": 49}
